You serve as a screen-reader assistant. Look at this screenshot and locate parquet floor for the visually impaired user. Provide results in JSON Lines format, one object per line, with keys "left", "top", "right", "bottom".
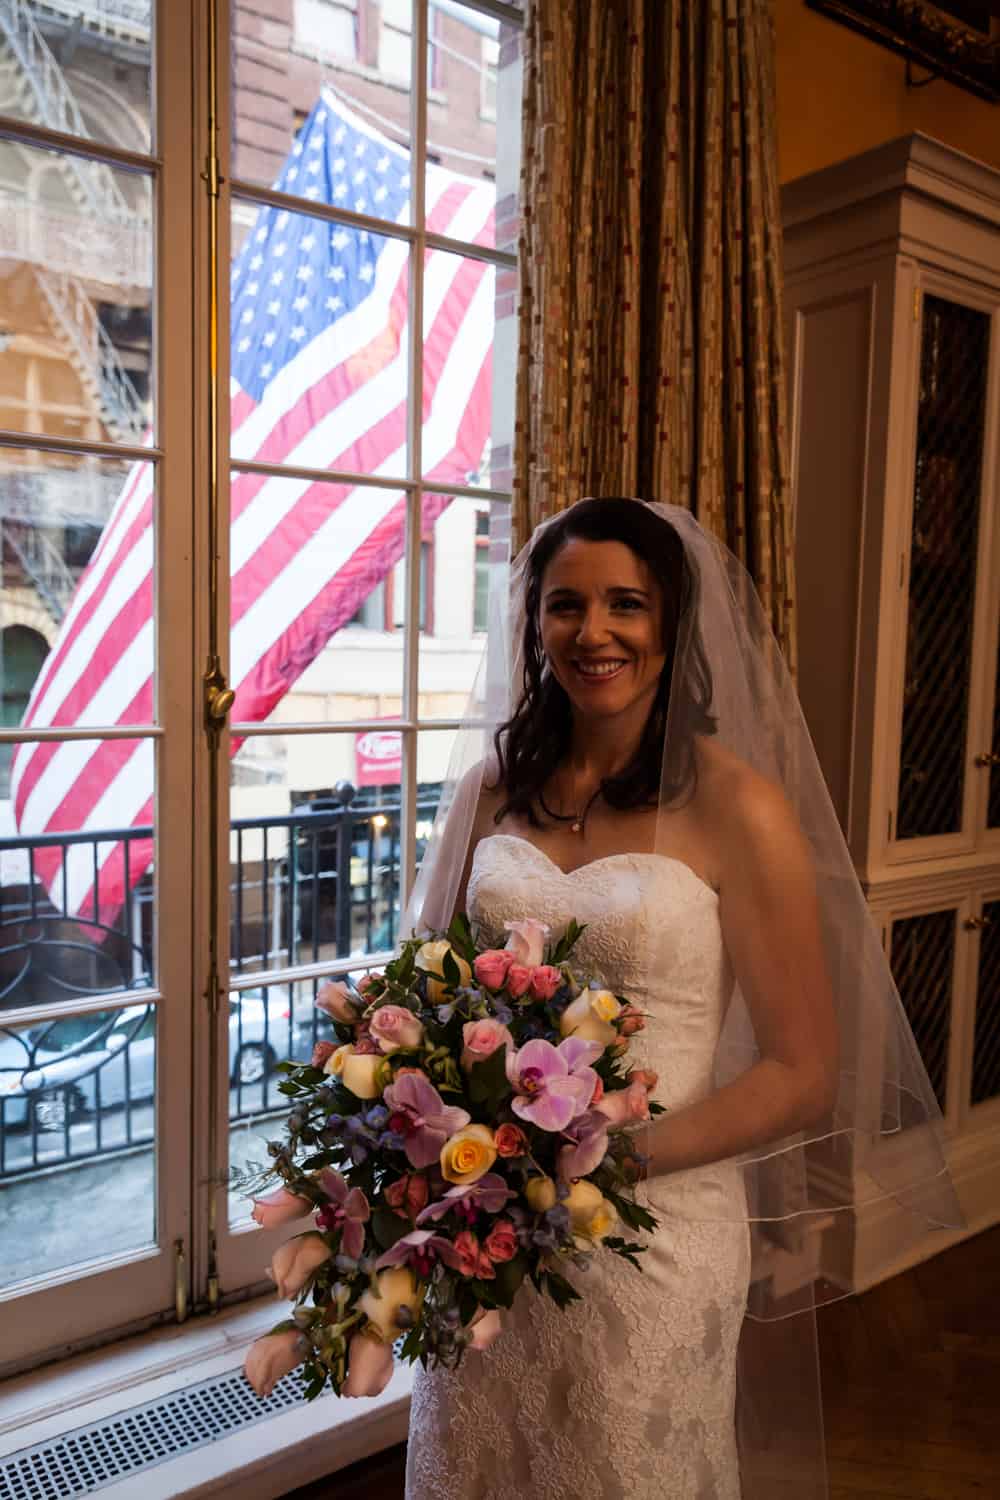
{"left": 283, "top": 1224, "right": 1000, "bottom": 1499}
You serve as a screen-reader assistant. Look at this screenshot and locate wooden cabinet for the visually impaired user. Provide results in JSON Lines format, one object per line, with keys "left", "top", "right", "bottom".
{"left": 782, "top": 133, "right": 1000, "bottom": 1289}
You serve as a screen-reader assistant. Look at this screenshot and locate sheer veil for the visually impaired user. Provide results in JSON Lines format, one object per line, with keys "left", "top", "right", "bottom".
{"left": 403, "top": 497, "right": 962, "bottom": 1496}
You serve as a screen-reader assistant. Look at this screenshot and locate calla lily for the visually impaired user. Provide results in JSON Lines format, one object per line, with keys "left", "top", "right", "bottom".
{"left": 383, "top": 1070, "right": 471, "bottom": 1169}
{"left": 251, "top": 1185, "right": 313, "bottom": 1229}
{"left": 268, "top": 1231, "right": 332, "bottom": 1298}
{"left": 315, "top": 1169, "right": 370, "bottom": 1259}
{"left": 469, "top": 1307, "right": 503, "bottom": 1350}
{"left": 505, "top": 1036, "right": 601, "bottom": 1132}
{"left": 342, "top": 1330, "right": 395, "bottom": 1398}
{"left": 503, "top": 918, "right": 550, "bottom": 968}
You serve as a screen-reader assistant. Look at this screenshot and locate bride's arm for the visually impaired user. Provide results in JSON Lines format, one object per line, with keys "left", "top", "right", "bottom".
{"left": 646, "top": 770, "right": 839, "bottom": 1179}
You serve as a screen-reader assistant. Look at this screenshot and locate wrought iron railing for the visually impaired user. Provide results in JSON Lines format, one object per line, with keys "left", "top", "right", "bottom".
{"left": 0, "top": 788, "right": 441, "bottom": 1180}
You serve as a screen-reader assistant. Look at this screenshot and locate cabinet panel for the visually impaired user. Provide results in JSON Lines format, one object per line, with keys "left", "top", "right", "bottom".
{"left": 889, "top": 906, "right": 958, "bottom": 1111}
{"left": 971, "top": 898, "right": 1000, "bottom": 1106}
{"left": 897, "top": 295, "right": 991, "bottom": 842}
{"left": 989, "top": 648, "right": 1000, "bottom": 830}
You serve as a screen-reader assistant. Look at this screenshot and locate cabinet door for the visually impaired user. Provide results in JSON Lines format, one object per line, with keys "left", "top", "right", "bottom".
{"left": 888, "top": 904, "right": 960, "bottom": 1124}
{"left": 893, "top": 292, "right": 996, "bottom": 854}
{"left": 970, "top": 896, "right": 1000, "bottom": 1112}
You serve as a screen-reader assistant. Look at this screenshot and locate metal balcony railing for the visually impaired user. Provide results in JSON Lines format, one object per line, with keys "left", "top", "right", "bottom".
{"left": 0, "top": 790, "right": 441, "bottom": 1180}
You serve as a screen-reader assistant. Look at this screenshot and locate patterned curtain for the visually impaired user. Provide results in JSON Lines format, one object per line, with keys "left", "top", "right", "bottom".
{"left": 514, "top": 0, "right": 796, "bottom": 670}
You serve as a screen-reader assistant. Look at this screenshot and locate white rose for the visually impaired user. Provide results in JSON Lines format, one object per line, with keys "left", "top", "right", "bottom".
{"left": 559, "top": 989, "right": 621, "bottom": 1048}
{"left": 416, "top": 940, "right": 472, "bottom": 1003}
{"left": 359, "top": 1265, "right": 425, "bottom": 1341}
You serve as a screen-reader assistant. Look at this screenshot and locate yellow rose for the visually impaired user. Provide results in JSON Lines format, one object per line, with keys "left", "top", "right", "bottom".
{"left": 559, "top": 989, "right": 621, "bottom": 1048}
{"left": 416, "top": 940, "right": 472, "bottom": 1004}
{"left": 324, "top": 1045, "right": 383, "bottom": 1099}
{"left": 359, "top": 1265, "right": 426, "bottom": 1341}
{"left": 440, "top": 1123, "right": 497, "bottom": 1186}
{"left": 524, "top": 1174, "right": 558, "bottom": 1213}
{"left": 564, "top": 1179, "right": 617, "bottom": 1241}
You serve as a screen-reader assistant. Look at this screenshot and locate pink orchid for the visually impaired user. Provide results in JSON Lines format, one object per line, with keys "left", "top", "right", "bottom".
{"left": 557, "top": 1111, "right": 610, "bottom": 1180}
{"left": 383, "top": 1070, "right": 471, "bottom": 1169}
{"left": 504, "top": 918, "right": 550, "bottom": 967}
{"left": 315, "top": 1169, "right": 370, "bottom": 1259}
{"left": 416, "top": 1171, "right": 515, "bottom": 1225}
{"left": 505, "top": 1035, "right": 602, "bottom": 1133}
{"left": 375, "top": 1228, "right": 463, "bottom": 1277}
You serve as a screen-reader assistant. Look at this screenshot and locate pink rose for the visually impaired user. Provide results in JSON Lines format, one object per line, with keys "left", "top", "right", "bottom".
{"left": 469, "top": 1307, "right": 503, "bottom": 1350}
{"left": 619, "top": 1004, "right": 646, "bottom": 1037}
{"left": 529, "top": 965, "right": 562, "bottom": 1001}
{"left": 311, "top": 1040, "right": 337, "bottom": 1069}
{"left": 493, "top": 1123, "right": 528, "bottom": 1158}
{"left": 503, "top": 918, "right": 550, "bottom": 968}
{"left": 244, "top": 1329, "right": 308, "bottom": 1397}
{"left": 452, "top": 1229, "right": 495, "bottom": 1280}
{"left": 368, "top": 1004, "right": 425, "bottom": 1055}
{"left": 474, "top": 949, "right": 514, "bottom": 989}
{"left": 590, "top": 1075, "right": 605, "bottom": 1106}
{"left": 317, "top": 980, "right": 363, "bottom": 1024}
{"left": 460, "top": 1018, "right": 513, "bottom": 1072}
{"left": 595, "top": 1080, "right": 651, "bottom": 1127}
{"left": 251, "top": 1185, "right": 313, "bottom": 1229}
{"left": 483, "top": 1218, "right": 518, "bottom": 1264}
{"left": 353, "top": 1031, "right": 379, "bottom": 1054}
{"left": 505, "top": 963, "right": 533, "bottom": 999}
{"left": 627, "top": 1068, "right": 659, "bottom": 1092}
{"left": 268, "top": 1231, "right": 331, "bottom": 1298}
{"left": 342, "top": 1329, "right": 395, "bottom": 1398}
{"left": 385, "top": 1172, "right": 430, "bottom": 1222}
{"left": 357, "top": 972, "right": 383, "bottom": 997}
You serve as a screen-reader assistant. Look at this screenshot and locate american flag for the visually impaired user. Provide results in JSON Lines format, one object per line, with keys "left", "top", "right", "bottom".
{"left": 11, "top": 88, "right": 496, "bottom": 921}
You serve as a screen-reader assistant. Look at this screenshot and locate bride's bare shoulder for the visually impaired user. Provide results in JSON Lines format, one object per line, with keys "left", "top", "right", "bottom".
{"left": 693, "top": 735, "right": 806, "bottom": 859}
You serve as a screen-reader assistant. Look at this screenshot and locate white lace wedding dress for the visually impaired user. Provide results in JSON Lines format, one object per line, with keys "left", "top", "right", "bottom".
{"left": 405, "top": 833, "right": 752, "bottom": 1500}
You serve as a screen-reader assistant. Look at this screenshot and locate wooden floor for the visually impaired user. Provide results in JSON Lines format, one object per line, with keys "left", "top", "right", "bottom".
{"left": 282, "top": 1224, "right": 1000, "bottom": 1499}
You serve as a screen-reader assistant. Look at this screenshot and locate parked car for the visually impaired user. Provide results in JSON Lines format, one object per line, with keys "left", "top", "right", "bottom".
{"left": 0, "top": 988, "right": 304, "bottom": 1132}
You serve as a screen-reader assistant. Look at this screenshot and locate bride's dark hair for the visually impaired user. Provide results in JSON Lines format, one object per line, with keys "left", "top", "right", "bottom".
{"left": 493, "top": 498, "right": 717, "bottom": 826}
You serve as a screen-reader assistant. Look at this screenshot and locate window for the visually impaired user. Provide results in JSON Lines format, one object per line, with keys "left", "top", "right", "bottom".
{"left": 294, "top": 0, "right": 359, "bottom": 62}
{"left": 473, "top": 508, "right": 490, "bottom": 631}
{"left": 481, "top": 35, "right": 498, "bottom": 120}
{"left": 378, "top": 0, "right": 437, "bottom": 87}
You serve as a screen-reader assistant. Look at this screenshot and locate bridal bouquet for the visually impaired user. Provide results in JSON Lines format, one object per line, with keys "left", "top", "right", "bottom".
{"left": 243, "top": 915, "right": 661, "bottom": 1401}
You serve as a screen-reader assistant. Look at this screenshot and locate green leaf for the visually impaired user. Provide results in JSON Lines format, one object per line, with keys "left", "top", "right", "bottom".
{"left": 543, "top": 1269, "right": 581, "bottom": 1311}
{"left": 490, "top": 1254, "right": 527, "bottom": 1309}
{"left": 601, "top": 1185, "right": 658, "bottom": 1235}
{"left": 467, "top": 1044, "right": 511, "bottom": 1112}
{"left": 371, "top": 1206, "right": 410, "bottom": 1252}
{"left": 277, "top": 1080, "right": 301, "bottom": 1096}
{"left": 441, "top": 947, "right": 461, "bottom": 987}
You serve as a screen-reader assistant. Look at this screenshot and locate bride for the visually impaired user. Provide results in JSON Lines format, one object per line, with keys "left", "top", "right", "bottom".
{"left": 399, "top": 497, "right": 958, "bottom": 1499}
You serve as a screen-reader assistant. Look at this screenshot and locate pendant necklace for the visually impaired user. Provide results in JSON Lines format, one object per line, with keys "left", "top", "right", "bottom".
{"left": 538, "top": 782, "right": 602, "bottom": 835}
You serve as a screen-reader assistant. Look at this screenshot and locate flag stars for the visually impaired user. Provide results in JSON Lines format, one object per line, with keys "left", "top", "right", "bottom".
{"left": 273, "top": 243, "right": 287, "bottom": 257}
{"left": 359, "top": 262, "right": 374, "bottom": 283}
{"left": 293, "top": 294, "right": 308, "bottom": 311}
{"left": 256, "top": 227, "right": 267, "bottom": 242}
{"left": 333, "top": 157, "right": 346, "bottom": 175}
{"left": 326, "top": 295, "right": 342, "bottom": 311}
{"left": 309, "top": 135, "right": 324, "bottom": 151}
{"left": 307, "top": 159, "right": 321, "bottom": 175}
{"left": 270, "top": 271, "right": 284, "bottom": 286}
{"left": 301, "top": 233, "right": 316, "bottom": 251}
{"left": 353, "top": 167, "right": 366, "bottom": 186}
{"left": 374, "top": 184, "right": 388, "bottom": 203}
{"left": 305, "top": 185, "right": 320, "bottom": 199}
{"left": 238, "top": 336, "right": 251, "bottom": 352}
{"left": 292, "top": 141, "right": 303, "bottom": 156}
{"left": 263, "top": 330, "right": 277, "bottom": 346}
{"left": 354, "top": 140, "right": 366, "bottom": 157}
{"left": 377, "top": 154, "right": 390, "bottom": 173}
{"left": 277, "top": 212, "right": 290, "bottom": 229}
{"left": 290, "top": 325, "right": 306, "bottom": 342}
{"left": 260, "top": 360, "right": 273, "bottom": 376}
{"left": 328, "top": 265, "right": 345, "bottom": 281}
{"left": 333, "top": 124, "right": 346, "bottom": 144}
{"left": 286, "top": 167, "right": 298, "bottom": 182}
{"left": 296, "top": 265, "right": 314, "bottom": 282}
{"left": 240, "top": 307, "right": 255, "bottom": 324}
{"left": 246, "top": 281, "right": 259, "bottom": 296}
{"left": 333, "top": 181, "right": 348, "bottom": 200}
{"left": 267, "top": 300, "right": 281, "bottom": 315}
{"left": 331, "top": 229, "right": 349, "bottom": 250}
{"left": 250, "top": 254, "right": 263, "bottom": 271}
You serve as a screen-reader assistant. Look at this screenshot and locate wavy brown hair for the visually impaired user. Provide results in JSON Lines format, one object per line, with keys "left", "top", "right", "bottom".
{"left": 493, "top": 499, "right": 717, "bottom": 826}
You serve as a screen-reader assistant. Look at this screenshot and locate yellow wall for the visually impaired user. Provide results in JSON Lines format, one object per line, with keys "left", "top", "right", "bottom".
{"left": 773, "top": 0, "right": 1000, "bottom": 185}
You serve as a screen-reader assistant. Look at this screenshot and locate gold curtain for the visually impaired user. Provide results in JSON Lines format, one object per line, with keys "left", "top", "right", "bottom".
{"left": 514, "top": 0, "right": 796, "bottom": 670}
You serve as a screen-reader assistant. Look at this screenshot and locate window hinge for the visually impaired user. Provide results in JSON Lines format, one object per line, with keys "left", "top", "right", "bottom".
{"left": 174, "top": 1238, "right": 189, "bottom": 1324}
{"left": 913, "top": 287, "right": 920, "bottom": 322}
{"left": 888, "top": 808, "right": 894, "bottom": 842}
{"left": 208, "top": 1249, "right": 220, "bottom": 1312}
{"left": 203, "top": 152, "right": 222, "bottom": 200}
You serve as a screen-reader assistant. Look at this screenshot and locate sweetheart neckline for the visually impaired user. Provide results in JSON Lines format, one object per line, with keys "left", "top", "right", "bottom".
{"left": 475, "top": 833, "right": 720, "bottom": 902}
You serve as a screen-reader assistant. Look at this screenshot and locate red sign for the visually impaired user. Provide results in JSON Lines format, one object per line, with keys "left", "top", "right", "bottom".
{"left": 354, "top": 728, "right": 403, "bottom": 787}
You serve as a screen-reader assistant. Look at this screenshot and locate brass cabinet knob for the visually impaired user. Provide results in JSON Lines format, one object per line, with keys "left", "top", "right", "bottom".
{"left": 964, "top": 916, "right": 993, "bottom": 930}
{"left": 974, "top": 751, "right": 1000, "bottom": 767}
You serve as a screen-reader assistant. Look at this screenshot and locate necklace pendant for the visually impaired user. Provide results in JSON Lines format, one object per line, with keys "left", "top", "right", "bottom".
{"left": 571, "top": 820, "right": 582, "bottom": 834}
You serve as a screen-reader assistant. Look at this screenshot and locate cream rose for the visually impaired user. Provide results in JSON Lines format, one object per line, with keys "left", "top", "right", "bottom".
{"left": 564, "top": 1179, "right": 617, "bottom": 1241}
{"left": 268, "top": 1231, "right": 332, "bottom": 1299}
{"left": 416, "top": 940, "right": 472, "bottom": 1003}
{"left": 439, "top": 1123, "right": 497, "bottom": 1186}
{"left": 559, "top": 989, "right": 622, "bottom": 1048}
{"left": 324, "top": 1044, "right": 384, "bottom": 1099}
{"left": 524, "top": 1174, "right": 558, "bottom": 1213}
{"left": 359, "top": 1265, "right": 426, "bottom": 1341}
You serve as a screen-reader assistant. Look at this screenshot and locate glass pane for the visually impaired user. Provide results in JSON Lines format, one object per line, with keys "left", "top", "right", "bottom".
{"left": 0, "top": 449, "right": 156, "bottom": 734}
{"left": 897, "top": 295, "right": 990, "bottom": 841}
{"left": 0, "top": 2, "right": 153, "bottom": 154}
{"left": 889, "top": 908, "right": 956, "bottom": 1112}
{"left": 417, "top": 493, "right": 507, "bottom": 718}
{"left": 229, "top": 474, "right": 411, "bottom": 727}
{"left": 420, "top": 247, "right": 495, "bottom": 483}
{"left": 971, "top": 898, "right": 1000, "bottom": 1107}
{"left": 228, "top": 967, "right": 373, "bottom": 1225}
{"left": 231, "top": 7, "right": 412, "bottom": 196}
{"left": 0, "top": 735, "right": 155, "bottom": 1008}
{"left": 0, "top": 138, "right": 153, "bottom": 443}
{"left": 230, "top": 732, "right": 426, "bottom": 976}
{"left": 0, "top": 1000, "right": 156, "bottom": 1287}
{"left": 424, "top": 1, "right": 523, "bottom": 254}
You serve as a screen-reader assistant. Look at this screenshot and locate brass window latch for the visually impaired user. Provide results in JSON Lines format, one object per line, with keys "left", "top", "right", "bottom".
{"left": 203, "top": 656, "right": 235, "bottom": 734}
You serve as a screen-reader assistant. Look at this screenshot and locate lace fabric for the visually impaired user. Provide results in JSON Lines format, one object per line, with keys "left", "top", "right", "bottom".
{"left": 405, "top": 837, "right": 749, "bottom": 1499}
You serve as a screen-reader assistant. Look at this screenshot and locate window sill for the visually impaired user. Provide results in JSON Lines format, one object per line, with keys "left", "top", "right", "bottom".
{"left": 0, "top": 1295, "right": 412, "bottom": 1498}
